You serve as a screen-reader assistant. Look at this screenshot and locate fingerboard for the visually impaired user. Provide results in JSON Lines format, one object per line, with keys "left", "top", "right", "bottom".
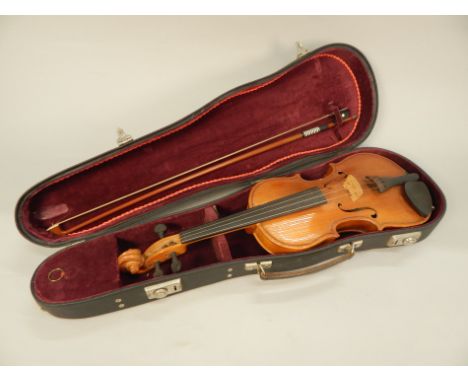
{"left": 180, "top": 187, "right": 326, "bottom": 244}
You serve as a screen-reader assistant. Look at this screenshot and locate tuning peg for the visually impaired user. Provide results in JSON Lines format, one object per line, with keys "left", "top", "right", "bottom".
{"left": 154, "top": 223, "right": 167, "bottom": 238}
{"left": 170, "top": 252, "right": 182, "bottom": 273}
{"left": 153, "top": 261, "right": 163, "bottom": 277}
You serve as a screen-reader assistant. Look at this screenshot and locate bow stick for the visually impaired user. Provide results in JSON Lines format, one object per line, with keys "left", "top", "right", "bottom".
{"left": 47, "top": 109, "right": 356, "bottom": 236}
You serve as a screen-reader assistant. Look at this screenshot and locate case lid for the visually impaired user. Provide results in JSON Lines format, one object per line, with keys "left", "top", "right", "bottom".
{"left": 16, "top": 43, "right": 378, "bottom": 247}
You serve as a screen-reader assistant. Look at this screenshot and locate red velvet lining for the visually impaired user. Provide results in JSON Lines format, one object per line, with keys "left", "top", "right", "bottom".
{"left": 20, "top": 47, "right": 375, "bottom": 245}
{"left": 31, "top": 148, "right": 445, "bottom": 305}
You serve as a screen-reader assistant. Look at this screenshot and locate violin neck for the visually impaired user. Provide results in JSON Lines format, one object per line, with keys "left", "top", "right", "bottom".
{"left": 180, "top": 187, "right": 327, "bottom": 244}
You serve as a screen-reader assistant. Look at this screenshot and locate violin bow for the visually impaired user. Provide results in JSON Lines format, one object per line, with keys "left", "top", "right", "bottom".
{"left": 47, "top": 109, "right": 356, "bottom": 236}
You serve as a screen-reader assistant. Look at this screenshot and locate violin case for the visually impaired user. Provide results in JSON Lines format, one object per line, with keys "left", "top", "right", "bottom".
{"left": 16, "top": 43, "right": 446, "bottom": 318}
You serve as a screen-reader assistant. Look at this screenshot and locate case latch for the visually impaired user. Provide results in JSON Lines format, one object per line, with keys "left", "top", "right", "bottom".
{"left": 144, "top": 278, "right": 182, "bottom": 300}
{"left": 387, "top": 232, "right": 422, "bottom": 247}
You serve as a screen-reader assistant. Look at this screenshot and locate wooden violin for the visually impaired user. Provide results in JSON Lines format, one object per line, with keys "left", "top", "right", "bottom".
{"left": 118, "top": 152, "right": 433, "bottom": 275}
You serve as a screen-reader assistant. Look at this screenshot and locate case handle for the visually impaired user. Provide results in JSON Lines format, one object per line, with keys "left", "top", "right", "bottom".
{"left": 257, "top": 240, "right": 363, "bottom": 280}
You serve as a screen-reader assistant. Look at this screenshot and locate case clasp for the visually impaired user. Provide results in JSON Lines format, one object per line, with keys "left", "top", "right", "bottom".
{"left": 144, "top": 278, "right": 182, "bottom": 300}
{"left": 387, "top": 232, "right": 422, "bottom": 247}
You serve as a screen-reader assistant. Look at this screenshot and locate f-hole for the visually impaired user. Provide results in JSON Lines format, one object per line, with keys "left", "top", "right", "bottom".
{"left": 338, "top": 203, "right": 378, "bottom": 218}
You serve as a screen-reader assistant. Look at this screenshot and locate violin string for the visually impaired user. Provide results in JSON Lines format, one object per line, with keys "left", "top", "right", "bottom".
{"left": 181, "top": 178, "right": 369, "bottom": 243}
{"left": 180, "top": 186, "right": 353, "bottom": 243}
{"left": 181, "top": 188, "right": 350, "bottom": 243}
{"left": 181, "top": 187, "right": 326, "bottom": 241}
{"left": 181, "top": 185, "right": 355, "bottom": 241}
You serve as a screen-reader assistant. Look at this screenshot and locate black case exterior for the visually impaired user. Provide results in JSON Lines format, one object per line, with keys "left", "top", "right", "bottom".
{"left": 32, "top": 221, "right": 444, "bottom": 319}
{"left": 18, "top": 44, "right": 446, "bottom": 318}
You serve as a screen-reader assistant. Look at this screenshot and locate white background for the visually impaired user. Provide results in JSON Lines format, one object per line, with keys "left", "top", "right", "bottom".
{"left": 0, "top": 16, "right": 467, "bottom": 365}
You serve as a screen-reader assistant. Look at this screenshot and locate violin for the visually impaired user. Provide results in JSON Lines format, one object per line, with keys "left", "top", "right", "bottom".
{"left": 118, "top": 152, "right": 433, "bottom": 275}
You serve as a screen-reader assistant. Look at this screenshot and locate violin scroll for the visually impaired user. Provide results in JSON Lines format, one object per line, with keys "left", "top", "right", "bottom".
{"left": 143, "top": 234, "right": 187, "bottom": 270}
{"left": 117, "top": 248, "right": 146, "bottom": 274}
{"left": 117, "top": 234, "right": 187, "bottom": 275}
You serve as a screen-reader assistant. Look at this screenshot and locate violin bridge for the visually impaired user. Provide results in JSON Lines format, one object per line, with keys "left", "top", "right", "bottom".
{"left": 343, "top": 175, "right": 363, "bottom": 202}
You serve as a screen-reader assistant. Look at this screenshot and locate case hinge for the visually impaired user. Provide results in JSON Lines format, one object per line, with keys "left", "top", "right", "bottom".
{"left": 116, "top": 128, "right": 134, "bottom": 147}
{"left": 296, "top": 41, "right": 309, "bottom": 59}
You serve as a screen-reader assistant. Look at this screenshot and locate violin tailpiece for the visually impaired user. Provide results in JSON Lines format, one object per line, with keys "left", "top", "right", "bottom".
{"left": 365, "top": 173, "right": 419, "bottom": 193}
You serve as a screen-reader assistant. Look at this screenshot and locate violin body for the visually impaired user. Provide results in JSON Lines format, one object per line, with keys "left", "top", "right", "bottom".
{"left": 248, "top": 153, "right": 430, "bottom": 254}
